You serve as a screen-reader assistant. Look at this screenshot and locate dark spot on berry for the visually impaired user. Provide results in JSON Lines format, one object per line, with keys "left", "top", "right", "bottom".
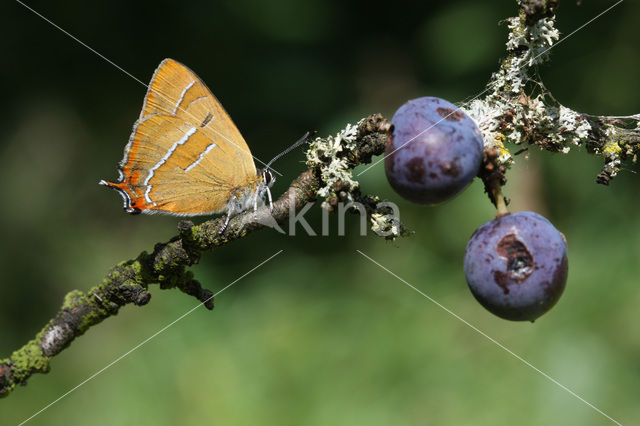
{"left": 436, "top": 107, "right": 466, "bottom": 122}
{"left": 406, "top": 157, "right": 425, "bottom": 183}
{"left": 429, "top": 172, "right": 438, "bottom": 179}
{"left": 497, "top": 234, "right": 535, "bottom": 280}
{"left": 492, "top": 234, "right": 535, "bottom": 293}
{"left": 439, "top": 158, "right": 462, "bottom": 177}
{"left": 551, "top": 253, "right": 568, "bottom": 288}
{"left": 493, "top": 271, "right": 509, "bottom": 293}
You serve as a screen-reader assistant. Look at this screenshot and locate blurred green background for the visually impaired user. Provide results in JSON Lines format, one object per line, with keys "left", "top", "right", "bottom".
{"left": 2, "top": 0, "right": 639, "bottom": 424}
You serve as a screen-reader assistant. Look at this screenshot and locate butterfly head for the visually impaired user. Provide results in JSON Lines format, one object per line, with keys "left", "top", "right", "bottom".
{"left": 260, "top": 168, "right": 276, "bottom": 188}
{"left": 256, "top": 168, "right": 275, "bottom": 209}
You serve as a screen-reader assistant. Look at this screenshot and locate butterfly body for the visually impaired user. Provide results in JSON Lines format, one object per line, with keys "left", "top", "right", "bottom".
{"left": 100, "top": 59, "right": 274, "bottom": 218}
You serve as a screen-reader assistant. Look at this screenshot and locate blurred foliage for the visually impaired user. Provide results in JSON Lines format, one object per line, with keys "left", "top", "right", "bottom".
{"left": 1, "top": 0, "right": 639, "bottom": 424}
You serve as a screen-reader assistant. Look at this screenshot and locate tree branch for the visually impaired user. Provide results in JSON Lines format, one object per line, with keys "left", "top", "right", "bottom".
{"left": 0, "top": 114, "right": 393, "bottom": 398}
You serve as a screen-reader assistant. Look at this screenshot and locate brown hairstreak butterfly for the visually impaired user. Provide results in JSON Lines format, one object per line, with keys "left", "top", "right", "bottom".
{"left": 100, "top": 58, "right": 306, "bottom": 228}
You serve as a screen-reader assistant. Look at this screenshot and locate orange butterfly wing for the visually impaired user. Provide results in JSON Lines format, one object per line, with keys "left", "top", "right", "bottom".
{"left": 101, "top": 59, "right": 258, "bottom": 215}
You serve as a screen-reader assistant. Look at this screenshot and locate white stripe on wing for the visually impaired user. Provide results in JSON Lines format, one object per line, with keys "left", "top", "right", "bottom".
{"left": 144, "top": 126, "right": 198, "bottom": 204}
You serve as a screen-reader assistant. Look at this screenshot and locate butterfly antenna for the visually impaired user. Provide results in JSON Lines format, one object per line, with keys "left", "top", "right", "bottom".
{"left": 265, "top": 131, "right": 313, "bottom": 170}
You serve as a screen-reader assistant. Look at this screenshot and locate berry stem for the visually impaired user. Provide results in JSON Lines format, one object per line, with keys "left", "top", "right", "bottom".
{"left": 492, "top": 185, "right": 510, "bottom": 217}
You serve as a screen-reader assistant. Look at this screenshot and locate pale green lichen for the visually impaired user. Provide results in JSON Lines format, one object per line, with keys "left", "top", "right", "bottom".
{"left": 558, "top": 106, "right": 591, "bottom": 145}
{"left": 306, "top": 121, "right": 361, "bottom": 204}
{"left": 493, "top": 15, "right": 559, "bottom": 95}
{"left": 370, "top": 212, "right": 401, "bottom": 239}
{"left": 461, "top": 99, "right": 513, "bottom": 163}
{"left": 464, "top": 93, "right": 596, "bottom": 159}
{"left": 460, "top": 14, "right": 600, "bottom": 163}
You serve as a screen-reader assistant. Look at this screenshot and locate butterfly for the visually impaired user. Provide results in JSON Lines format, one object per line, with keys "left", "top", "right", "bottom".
{"left": 100, "top": 58, "right": 278, "bottom": 228}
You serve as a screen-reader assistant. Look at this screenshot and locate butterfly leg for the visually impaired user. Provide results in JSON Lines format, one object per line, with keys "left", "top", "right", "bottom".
{"left": 266, "top": 187, "right": 273, "bottom": 212}
{"left": 218, "top": 198, "right": 236, "bottom": 235}
{"left": 218, "top": 214, "right": 231, "bottom": 235}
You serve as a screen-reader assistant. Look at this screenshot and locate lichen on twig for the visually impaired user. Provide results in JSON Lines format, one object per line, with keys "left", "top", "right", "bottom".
{"left": 461, "top": 0, "right": 639, "bottom": 185}
{"left": 305, "top": 115, "right": 407, "bottom": 239}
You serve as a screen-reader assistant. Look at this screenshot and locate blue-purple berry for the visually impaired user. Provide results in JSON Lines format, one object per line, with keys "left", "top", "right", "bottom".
{"left": 464, "top": 212, "right": 568, "bottom": 322}
{"left": 385, "top": 97, "right": 484, "bottom": 204}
